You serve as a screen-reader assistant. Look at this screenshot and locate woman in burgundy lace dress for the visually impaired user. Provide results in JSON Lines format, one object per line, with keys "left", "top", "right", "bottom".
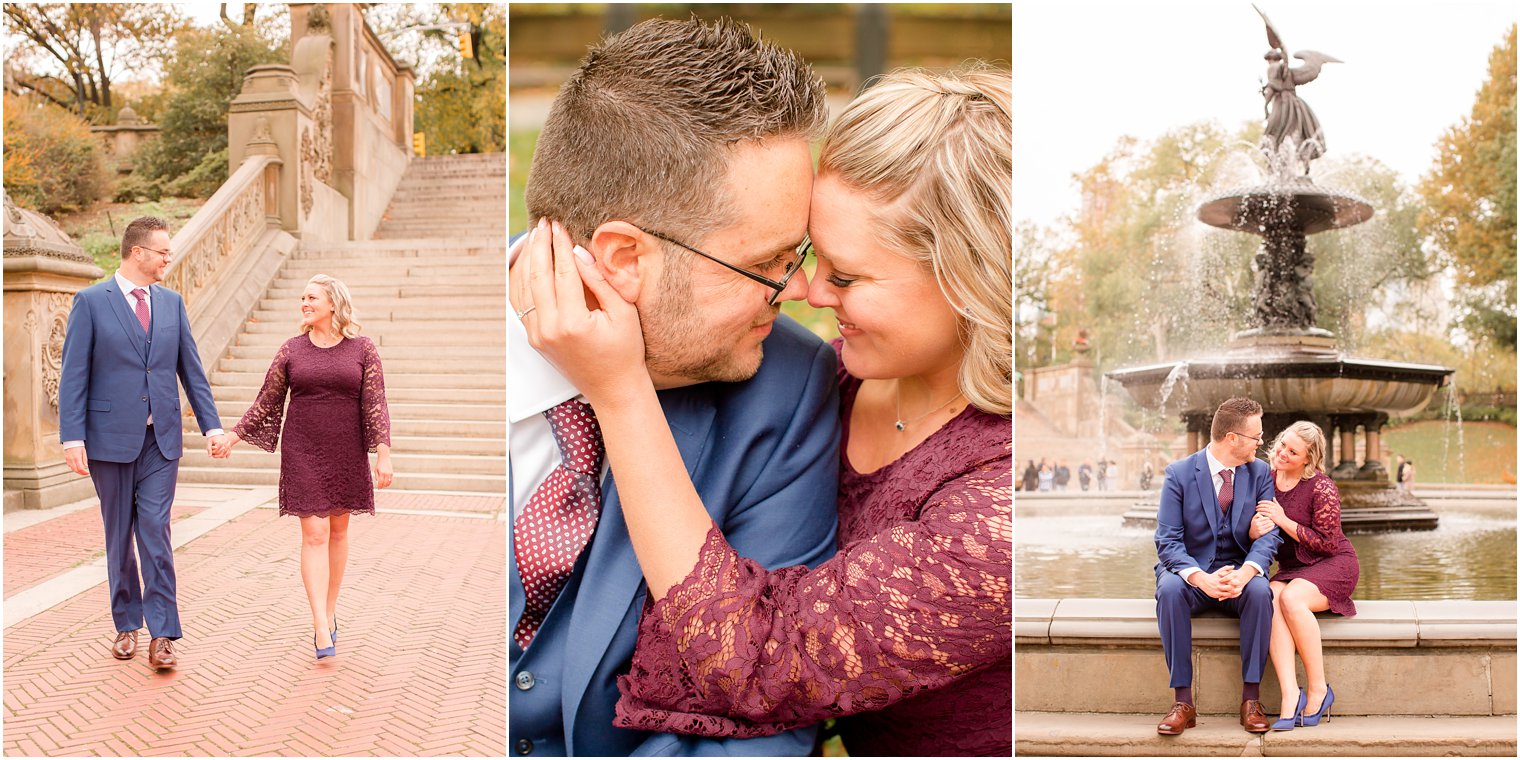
{"left": 520, "top": 67, "right": 1011, "bottom": 755}
{"left": 1250, "top": 421, "right": 1359, "bottom": 729}
{"left": 216, "top": 275, "right": 393, "bottom": 660}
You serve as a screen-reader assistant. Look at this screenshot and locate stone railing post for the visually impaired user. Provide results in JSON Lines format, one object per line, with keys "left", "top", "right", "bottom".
{"left": 229, "top": 65, "right": 306, "bottom": 233}
{"left": 2, "top": 192, "right": 104, "bottom": 510}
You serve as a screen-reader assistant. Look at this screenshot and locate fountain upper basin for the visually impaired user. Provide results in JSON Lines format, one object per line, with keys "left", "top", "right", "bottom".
{"left": 1109, "top": 353, "right": 1452, "bottom": 418}
{"left": 1198, "top": 183, "right": 1375, "bottom": 235}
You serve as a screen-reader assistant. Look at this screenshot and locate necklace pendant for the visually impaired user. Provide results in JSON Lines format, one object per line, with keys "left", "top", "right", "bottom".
{"left": 894, "top": 420, "right": 907, "bottom": 431}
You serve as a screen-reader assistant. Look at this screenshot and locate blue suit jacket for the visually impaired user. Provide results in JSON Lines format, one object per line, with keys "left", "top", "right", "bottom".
{"left": 58, "top": 280, "right": 221, "bottom": 462}
{"left": 509, "top": 316, "right": 840, "bottom": 756}
{"left": 1154, "top": 448, "right": 1282, "bottom": 578}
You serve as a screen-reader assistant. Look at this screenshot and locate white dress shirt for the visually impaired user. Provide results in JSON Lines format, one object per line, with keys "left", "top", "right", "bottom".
{"left": 62, "top": 272, "right": 223, "bottom": 450}
{"left": 1179, "top": 446, "right": 1265, "bottom": 583}
{"left": 507, "top": 234, "right": 608, "bottom": 518}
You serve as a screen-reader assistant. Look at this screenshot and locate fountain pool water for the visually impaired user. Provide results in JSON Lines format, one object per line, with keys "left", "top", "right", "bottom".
{"left": 1016, "top": 504, "right": 1516, "bottom": 600}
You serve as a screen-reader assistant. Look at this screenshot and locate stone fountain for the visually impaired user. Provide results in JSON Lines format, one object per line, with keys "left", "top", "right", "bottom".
{"left": 1109, "top": 8, "right": 1453, "bottom": 532}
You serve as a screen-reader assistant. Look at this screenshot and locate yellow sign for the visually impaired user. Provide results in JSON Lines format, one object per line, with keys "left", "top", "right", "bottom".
{"left": 412, "top": 132, "right": 425, "bottom": 157}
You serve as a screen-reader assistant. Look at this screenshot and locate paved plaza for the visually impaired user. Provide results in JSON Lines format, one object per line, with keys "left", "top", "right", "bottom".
{"left": 3, "top": 485, "right": 506, "bottom": 756}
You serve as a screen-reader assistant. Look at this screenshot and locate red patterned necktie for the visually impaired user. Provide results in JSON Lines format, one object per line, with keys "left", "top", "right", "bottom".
{"left": 513, "top": 399, "right": 605, "bottom": 649}
{"left": 1218, "top": 469, "right": 1234, "bottom": 513}
{"left": 131, "top": 288, "right": 150, "bottom": 333}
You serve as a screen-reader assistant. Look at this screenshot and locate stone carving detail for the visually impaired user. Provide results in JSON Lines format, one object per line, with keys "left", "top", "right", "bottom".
{"left": 44, "top": 294, "right": 69, "bottom": 414}
{"left": 300, "top": 126, "right": 315, "bottom": 217}
{"left": 312, "top": 63, "right": 334, "bottom": 185}
{"left": 162, "top": 166, "right": 269, "bottom": 311}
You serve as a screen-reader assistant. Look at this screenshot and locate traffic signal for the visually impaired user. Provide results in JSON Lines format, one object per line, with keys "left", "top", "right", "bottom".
{"left": 456, "top": 30, "right": 473, "bottom": 59}
{"left": 412, "top": 132, "right": 425, "bottom": 157}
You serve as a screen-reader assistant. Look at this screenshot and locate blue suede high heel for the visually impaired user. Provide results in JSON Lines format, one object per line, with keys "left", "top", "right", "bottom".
{"left": 1272, "top": 688, "right": 1307, "bottom": 731}
{"left": 314, "top": 632, "right": 336, "bottom": 660}
{"left": 1300, "top": 685, "right": 1334, "bottom": 726}
{"left": 330, "top": 616, "right": 337, "bottom": 644}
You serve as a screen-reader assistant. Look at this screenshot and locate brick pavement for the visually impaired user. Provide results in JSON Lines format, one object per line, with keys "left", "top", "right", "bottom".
{"left": 4, "top": 506, "right": 203, "bottom": 599}
{"left": 3, "top": 492, "right": 506, "bottom": 756}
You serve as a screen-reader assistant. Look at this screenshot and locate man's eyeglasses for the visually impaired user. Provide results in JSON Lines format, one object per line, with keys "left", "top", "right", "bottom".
{"left": 636, "top": 226, "right": 810, "bottom": 305}
{"left": 135, "top": 245, "right": 171, "bottom": 260}
{"left": 1231, "top": 430, "right": 1265, "bottom": 445}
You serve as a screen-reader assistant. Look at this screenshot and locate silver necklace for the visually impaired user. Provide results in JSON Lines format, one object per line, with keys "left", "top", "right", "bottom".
{"left": 894, "top": 385, "right": 964, "bottom": 432}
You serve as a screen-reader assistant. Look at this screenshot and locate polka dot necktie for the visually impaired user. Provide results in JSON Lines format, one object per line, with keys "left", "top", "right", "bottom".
{"left": 131, "top": 288, "right": 150, "bottom": 333}
{"left": 1218, "top": 469, "right": 1234, "bottom": 513}
{"left": 513, "top": 399, "right": 605, "bottom": 650}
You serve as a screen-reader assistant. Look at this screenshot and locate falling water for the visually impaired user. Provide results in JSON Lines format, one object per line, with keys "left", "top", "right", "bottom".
{"left": 1097, "top": 373, "right": 1110, "bottom": 467}
{"left": 1442, "top": 379, "right": 1467, "bottom": 481}
{"left": 1156, "top": 362, "right": 1190, "bottom": 417}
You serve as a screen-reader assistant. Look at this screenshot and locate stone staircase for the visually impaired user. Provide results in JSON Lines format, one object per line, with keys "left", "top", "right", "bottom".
{"left": 179, "top": 154, "right": 506, "bottom": 495}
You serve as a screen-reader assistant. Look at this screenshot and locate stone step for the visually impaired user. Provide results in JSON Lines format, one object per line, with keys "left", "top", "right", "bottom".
{"left": 211, "top": 370, "right": 504, "bottom": 390}
{"left": 211, "top": 384, "right": 504, "bottom": 404}
{"left": 236, "top": 320, "right": 498, "bottom": 335}
{"left": 255, "top": 294, "right": 502, "bottom": 313}
{"left": 176, "top": 465, "right": 504, "bottom": 493}
{"left": 264, "top": 282, "right": 502, "bottom": 299}
{"left": 221, "top": 356, "right": 502, "bottom": 375}
{"left": 211, "top": 396, "right": 505, "bottom": 422}
{"left": 224, "top": 343, "right": 503, "bottom": 361}
{"left": 1014, "top": 713, "right": 1516, "bottom": 757}
{"left": 179, "top": 449, "right": 504, "bottom": 476}
{"left": 186, "top": 431, "right": 502, "bottom": 456}
{"left": 233, "top": 330, "right": 503, "bottom": 348}
{"left": 385, "top": 192, "right": 507, "bottom": 204}
{"left": 194, "top": 416, "right": 500, "bottom": 440}
{"left": 289, "top": 248, "right": 506, "bottom": 261}
{"left": 275, "top": 263, "right": 504, "bottom": 279}
{"left": 247, "top": 306, "right": 504, "bottom": 323}
{"left": 268, "top": 274, "right": 503, "bottom": 290}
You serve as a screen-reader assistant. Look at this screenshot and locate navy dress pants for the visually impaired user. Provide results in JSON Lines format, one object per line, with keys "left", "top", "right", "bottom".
{"left": 1156, "top": 568, "right": 1273, "bottom": 688}
{"left": 89, "top": 426, "right": 181, "bottom": 639}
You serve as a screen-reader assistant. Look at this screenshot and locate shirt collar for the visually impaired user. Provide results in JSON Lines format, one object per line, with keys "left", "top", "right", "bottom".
{"left": 114, "top": 271, "right": 153, "bottom": 295}
{"left": 508, "top": 234, "right": 582, "bottom": 423}
{"left": 1205, "top": 445, "right": 1231, "bottom": 478}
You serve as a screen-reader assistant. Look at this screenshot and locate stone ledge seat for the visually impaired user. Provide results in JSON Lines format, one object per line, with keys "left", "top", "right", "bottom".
{"left": 1016, "top": 598, "right": 1516, "bottom": 718}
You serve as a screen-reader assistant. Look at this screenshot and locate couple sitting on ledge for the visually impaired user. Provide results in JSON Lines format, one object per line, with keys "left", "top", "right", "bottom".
{"left": 1154, "top": 397, "right": 1361, "bottom": 734}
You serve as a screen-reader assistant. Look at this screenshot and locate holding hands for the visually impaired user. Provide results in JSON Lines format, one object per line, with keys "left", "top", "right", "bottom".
{"left": 209, "top": 432, "right": 238, "bottom": 459}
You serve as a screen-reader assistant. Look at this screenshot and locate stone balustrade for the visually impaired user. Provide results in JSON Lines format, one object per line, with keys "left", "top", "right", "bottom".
{"left": 1017, "top": 598, "right": 1516, "bottom": 717}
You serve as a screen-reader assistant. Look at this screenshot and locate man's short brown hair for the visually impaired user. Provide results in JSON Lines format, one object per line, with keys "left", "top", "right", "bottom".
{"left": 1211, "top": 397, "right": 1264, "bottom": 442}
{"left": 120, "top": 216, "right": 169, "bottom": 259}
{"left": 524, "top": 17, "right": 827, "bottom": 244}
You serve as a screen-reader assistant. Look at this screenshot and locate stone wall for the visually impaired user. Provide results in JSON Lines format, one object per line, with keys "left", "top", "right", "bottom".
{"left": 1017, "top": 598, "right": 1516, "bottom": 717}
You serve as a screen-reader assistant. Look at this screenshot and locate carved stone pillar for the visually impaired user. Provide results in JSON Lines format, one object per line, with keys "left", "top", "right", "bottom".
{"left": 1327, "top": 414, "right": 1358, "bottom": 479}
{"left": 1183, "top": 412, "right": 1210, "bottom": 454}
{"left": 2, "top": 193, "right": 105, "bottom": 510}
{"left": 1358, "top": 412, "right": 1390, "bottom": 481}
{"left": 230, "top": 65, "right": 307, "bottom": 233}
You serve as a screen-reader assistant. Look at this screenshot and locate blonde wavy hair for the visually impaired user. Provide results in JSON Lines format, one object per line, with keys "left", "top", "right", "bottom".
{"left": 1270, "top": 420, "right": 1327, "bottom": 478}
{"left": 301, "top": 274, "right": 362, "bottom": 339}
{"left": 818, "top": 64, "right": 1012, "bottom": 416}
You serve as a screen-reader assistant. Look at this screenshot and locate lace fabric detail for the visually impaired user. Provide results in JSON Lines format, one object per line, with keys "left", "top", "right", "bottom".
{"left": 613, "top": 442, "right": 1012, "bottom": 744}
{"left": 359, "top": 336, "right": 391, "bottom": 452}
{"left": 232, "top": 339, "right": 292, "bottom": 452}
{"left": 1293, "top": 474, "right": 1344, "bottom": 561}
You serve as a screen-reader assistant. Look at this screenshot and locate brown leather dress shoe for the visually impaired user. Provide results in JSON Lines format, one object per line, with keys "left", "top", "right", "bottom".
{"left": 1157, "top": 701, "right": 1197, "bottom": 734}
{"left": 111, "top": 631, "right": 138, "bottom": 660}
{"left": 147, "top": 637, "right": 176, "bottom": 670}
{"left": 1240, "top": 699, "right": 1271, "bottom": 733}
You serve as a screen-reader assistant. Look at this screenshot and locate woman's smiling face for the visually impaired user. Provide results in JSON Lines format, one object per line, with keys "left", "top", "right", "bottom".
{"left": 804, "top": 173, "right": 964, "bottom": 381}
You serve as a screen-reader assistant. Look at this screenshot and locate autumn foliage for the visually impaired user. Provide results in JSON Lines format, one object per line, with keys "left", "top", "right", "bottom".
{"left": 2, "top": 94, "right": 111, "bottom": 214}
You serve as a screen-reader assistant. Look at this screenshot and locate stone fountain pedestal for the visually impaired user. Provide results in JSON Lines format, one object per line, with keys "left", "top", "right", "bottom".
{"left": 1112, "top": 176, "right": 1451, "bottom": 533}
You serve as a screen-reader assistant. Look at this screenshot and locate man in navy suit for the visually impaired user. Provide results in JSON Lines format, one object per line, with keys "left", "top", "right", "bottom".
{"left": 1153, "top": 397, "right": 1283, "bottom": 735}
{"left": 58, "top": 216, "right": 225, "bottom": 670}
{"left": 506, "top": 18, "right": 837, "bottom": 756}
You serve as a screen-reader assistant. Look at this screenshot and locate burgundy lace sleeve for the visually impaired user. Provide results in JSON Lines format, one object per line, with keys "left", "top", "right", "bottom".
{"left": 1294, "top": 475, "right": 1344, "bottom": 559}
{"left": 231, "top": 340, "right": 292, "bottom": 453}
{"left": 612, "top": 459, "right": 1012, "bottom": 738}
{"left": 359, "top": 337, "right": 391, "bottom": 452}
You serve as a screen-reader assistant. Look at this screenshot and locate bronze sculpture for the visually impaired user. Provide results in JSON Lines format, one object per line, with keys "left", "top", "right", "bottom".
{"left": 1256, "top": 5, "right": 1340, "bottom": 174}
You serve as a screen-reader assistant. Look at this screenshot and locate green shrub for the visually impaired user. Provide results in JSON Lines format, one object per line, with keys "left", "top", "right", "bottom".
{"left": 2, "top": 94, "right": 111, "bottom": 214}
